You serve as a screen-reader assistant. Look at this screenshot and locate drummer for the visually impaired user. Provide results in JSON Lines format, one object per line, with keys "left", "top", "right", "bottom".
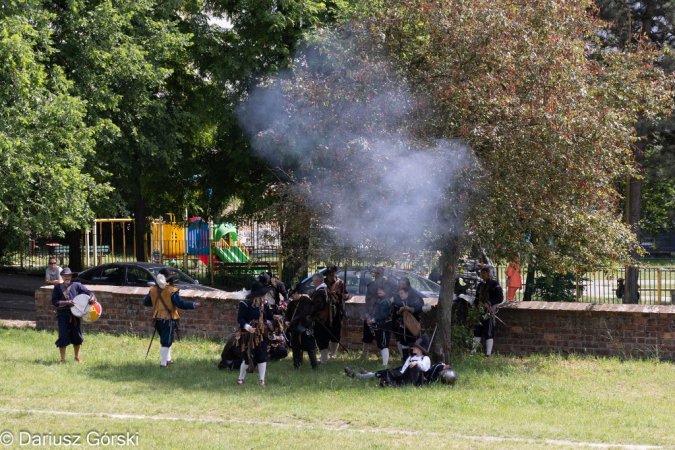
{"left": 51, "top": 268, "right": 96, "bottom": 363}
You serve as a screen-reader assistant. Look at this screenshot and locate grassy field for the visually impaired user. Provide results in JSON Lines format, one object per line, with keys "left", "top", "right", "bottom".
{"left": 0, "top": 325, "right": 674, "bottom": 449}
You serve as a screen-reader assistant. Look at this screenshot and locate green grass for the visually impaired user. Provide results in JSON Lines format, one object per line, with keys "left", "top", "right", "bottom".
{"left": 1, "top": 326, "right": 674, "bottom": 449}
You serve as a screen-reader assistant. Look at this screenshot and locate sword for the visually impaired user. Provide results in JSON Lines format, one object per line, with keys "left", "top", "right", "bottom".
{"left": 145, "top": 327, "right": 156, "bottom": 359}
{"left": 428, "top": 324, "right": 438, "bottom": 349}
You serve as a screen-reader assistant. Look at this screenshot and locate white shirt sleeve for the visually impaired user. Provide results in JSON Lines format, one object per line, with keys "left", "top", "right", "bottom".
{"left": 244, "top": 324, "right": 253, "bottom": 332}
{"left": 418, "top": 356, "right": 431, "bottom": 372}
{"left": 400, "top": 356, "right": 412, "bottom": 373}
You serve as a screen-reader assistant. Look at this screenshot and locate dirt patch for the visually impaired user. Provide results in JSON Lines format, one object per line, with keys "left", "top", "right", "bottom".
{"left": 0, "top": 319, "right": 36, "bottom": 328}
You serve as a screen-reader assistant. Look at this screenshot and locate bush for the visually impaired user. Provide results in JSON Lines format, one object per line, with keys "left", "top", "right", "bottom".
{"left": 533, "top": 270, "right": 584, "bottom": 302}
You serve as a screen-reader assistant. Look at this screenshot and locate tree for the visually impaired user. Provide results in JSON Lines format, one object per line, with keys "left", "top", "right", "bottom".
{"left": 241, "top": 0, "right": 674, "bottom": 359}
{"left": 43, "top": 0, "right": 340, "bottom": 261}
{"left": 0, "top": 1, "right": 106, "bottom": 254}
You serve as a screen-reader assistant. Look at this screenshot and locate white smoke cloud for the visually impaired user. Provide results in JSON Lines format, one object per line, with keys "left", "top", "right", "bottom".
{"left": 238, "top": 38, "right": 477, "bottom": 251}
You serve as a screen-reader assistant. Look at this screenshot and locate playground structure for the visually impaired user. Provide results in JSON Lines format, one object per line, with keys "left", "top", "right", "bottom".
{"left": 87, "top": 218, "right": 136, "bottom": 266}
{"left": 150, "top": 215, "right": 250, "bottom": 266}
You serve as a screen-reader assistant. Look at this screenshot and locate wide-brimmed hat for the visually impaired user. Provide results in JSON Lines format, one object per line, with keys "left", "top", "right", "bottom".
{"left": 247, "top": 280, "right": 272, "bottom": 299}
{"left": 325, "top": 265, "right": 338, "bottom": 274}
{"left": 411, "top": 335, "right": 430, "bottom": 356}
{"left": 61, "top": 267, "right": 73, "bottom": 276}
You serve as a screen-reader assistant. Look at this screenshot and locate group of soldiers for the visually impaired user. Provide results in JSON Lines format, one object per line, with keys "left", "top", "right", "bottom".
{"left": 220, "top": 265, "right": 441, "bottom": 386}
{"left": 50, "top": 260, "right": 495, "bottom": 386}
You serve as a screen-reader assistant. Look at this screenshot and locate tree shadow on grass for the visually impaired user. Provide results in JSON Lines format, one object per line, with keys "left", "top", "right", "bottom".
{"left": 80, "top": 355, "right": 360, "bottom": 395}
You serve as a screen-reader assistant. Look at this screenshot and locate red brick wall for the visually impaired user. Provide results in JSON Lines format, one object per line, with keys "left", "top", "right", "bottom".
{"left": 35, "top": 287, "right": 675, "bottom": 359}
{"left": 496, "top": 301, "right": 675, "bottom": 359}
{"left": 35, "top": 286, "right": 241, "bottom": 339}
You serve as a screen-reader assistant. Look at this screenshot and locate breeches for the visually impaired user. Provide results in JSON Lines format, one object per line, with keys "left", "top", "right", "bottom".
{"left": 155, "top": 319, "right": 177, "bottom": 347}
{"left": 363, "top": 321, "right": 390, "bottom": 349}
{"left": 55, "top": 313, "right": 83, "bottom": 347}
{"left": 474, "top": 316, "right": 496, "bottom": 339}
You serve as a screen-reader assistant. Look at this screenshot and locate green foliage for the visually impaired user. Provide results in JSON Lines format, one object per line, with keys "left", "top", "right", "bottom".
{"left": 451, "top": 305, "right": 482, "bottom": 355}
{"left": 212, "top": 272, "right": 257, "bottom": 290}
{"left": 533, "top": 269, "right": 584, "bottom": 302}
{"left": 358, "top": 0, "right": 675, "bottom": 272}
{"left": 0, "top": 1, "right": 107, "bottom": 247}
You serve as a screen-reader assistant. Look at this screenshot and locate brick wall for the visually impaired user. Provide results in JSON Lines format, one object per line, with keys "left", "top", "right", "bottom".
{"left": 35, "top": 287, "right": 675, "bottom": 359}
{"left": 496, "top": 301, "right": 675, "bottom": 359}
{"left": 35, "top": 286, "right": 240, "bottom": 339}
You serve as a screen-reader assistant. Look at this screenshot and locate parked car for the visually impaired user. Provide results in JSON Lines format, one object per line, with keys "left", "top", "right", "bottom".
{"left": 299, "top": 267, "right": 441, "bottom": 299}
{"left": 73, "top": 262, "right": 219, "bottom": 292}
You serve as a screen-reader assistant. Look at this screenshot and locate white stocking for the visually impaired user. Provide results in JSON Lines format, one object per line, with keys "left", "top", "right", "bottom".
{"left": 329, "top": 342, "right": 339, "bottom": 358}
{"left": 320, "top": 349, "right": 328, "bottom": 364}
{"left": 160, "top": 347, "right": 169, "bottom": 366}
{"left": 381, "top": 348, "right": 389, "bottom": 366}
{"left": 239, "top": 363, "right": 248, "bottom": 380}
{"left": 486, "top": 339, "right": 494, "bottom": 356}
{"left": 258, "top": 362, "right": 267, "bottom": 382}
{"left": 362, "top": 343, "right": 369, "bottom": 359}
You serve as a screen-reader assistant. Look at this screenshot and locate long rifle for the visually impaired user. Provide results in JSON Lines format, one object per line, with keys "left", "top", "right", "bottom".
{"left": 145, "top": 327, "right": 156, "bottom": 359}
{"left": 314, "top": 318, "right": 349, "bottom": 354}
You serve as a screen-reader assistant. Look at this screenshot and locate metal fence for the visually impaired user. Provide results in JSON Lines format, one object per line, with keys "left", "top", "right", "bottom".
{"left": 494, "top": 264, "right": 675, "bottom": 305}
{"left": 3, "top": 229, "right": 675, "bottom": 304}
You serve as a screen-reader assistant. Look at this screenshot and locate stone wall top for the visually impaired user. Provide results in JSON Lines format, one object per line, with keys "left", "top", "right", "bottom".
{"left": 37, "top": 285, "right": 245, "bottom": 302}
{"left": 499, "top": 301, "right": 675, "bottom": 316}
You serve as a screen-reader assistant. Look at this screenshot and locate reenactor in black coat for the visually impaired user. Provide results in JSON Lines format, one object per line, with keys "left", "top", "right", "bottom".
{"left": 323, "top": 265, "right": 350, "bottom": 360}
{"left": 473, "top": 266, "right": 504, "bottom": 357}
{"left": 237, "top": 281, "right": 278, "bottom": 386}
{"left": 285, "top": 284, "right": 320, "bottom": 369}
{"left": 310, "top": 273, "right": 334, "bottom": 364}
{"left": 362, "top": 267, "right": 396, "bottom": 359}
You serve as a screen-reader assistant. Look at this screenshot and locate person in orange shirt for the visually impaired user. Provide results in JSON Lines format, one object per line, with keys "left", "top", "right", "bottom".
{"left": 505, "top": 260, "right": 522, "bottom": 302}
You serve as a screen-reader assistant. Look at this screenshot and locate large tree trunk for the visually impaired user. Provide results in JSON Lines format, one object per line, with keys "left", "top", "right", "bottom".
{"left": 66, "top": 229, "right": 82, "bottom": 272}
{"left": 433, "top": 236, "right": 461, "bottom": 362}
{"left": 523, "top": 261, "right": 536, "bottom": 301}
{"left": 625, "top": 126, "right": 646, "bottom": 304}
{"left": 134, "top": 187, "right": 148, "bottom": 262}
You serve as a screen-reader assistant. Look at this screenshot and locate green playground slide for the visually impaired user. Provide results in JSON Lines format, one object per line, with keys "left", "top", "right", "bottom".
{"left": 212, "top": 223, "right": 249, "bottom": 263}
{"left": 230, "top": 245, "right": 249, "bottom": 262}
{"left": 213, "top": 246, "right": 240, "bottom": 263}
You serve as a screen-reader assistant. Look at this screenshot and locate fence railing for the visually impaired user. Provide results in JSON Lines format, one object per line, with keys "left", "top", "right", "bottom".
{"left": 494, "top": 265, "right": 675, "bottom": 305}
{"left": 3, "top": 235, "right": 675, "bottom": 304}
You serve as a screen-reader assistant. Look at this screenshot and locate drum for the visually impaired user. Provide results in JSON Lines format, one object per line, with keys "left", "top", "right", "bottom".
{"left": 70, "top": 294, "right": 103, "bottom": 323}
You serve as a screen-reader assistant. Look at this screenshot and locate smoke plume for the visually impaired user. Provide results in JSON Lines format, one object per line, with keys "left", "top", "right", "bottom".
{"left": 238, "top": 33, "right": 477, "bottom": 253}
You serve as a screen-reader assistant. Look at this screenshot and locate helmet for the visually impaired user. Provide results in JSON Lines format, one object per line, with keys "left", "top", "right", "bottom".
{"left": 439, "top": 369, "right": 458, "bottom": 385}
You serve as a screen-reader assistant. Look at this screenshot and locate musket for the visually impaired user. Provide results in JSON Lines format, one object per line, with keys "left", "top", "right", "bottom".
{"left": 145, "top": 327, "right": 156, "bottom": 359}
{"left": 314, "top": 317, "right": 349, "bottom": 354}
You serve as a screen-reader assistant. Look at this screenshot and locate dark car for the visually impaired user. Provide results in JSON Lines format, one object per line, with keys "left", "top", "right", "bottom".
{"left": 73, "top": 262, "right": 219, "bottom": 292}
{"left": 299, "top": 267, "right": 441, "bottom": 299}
